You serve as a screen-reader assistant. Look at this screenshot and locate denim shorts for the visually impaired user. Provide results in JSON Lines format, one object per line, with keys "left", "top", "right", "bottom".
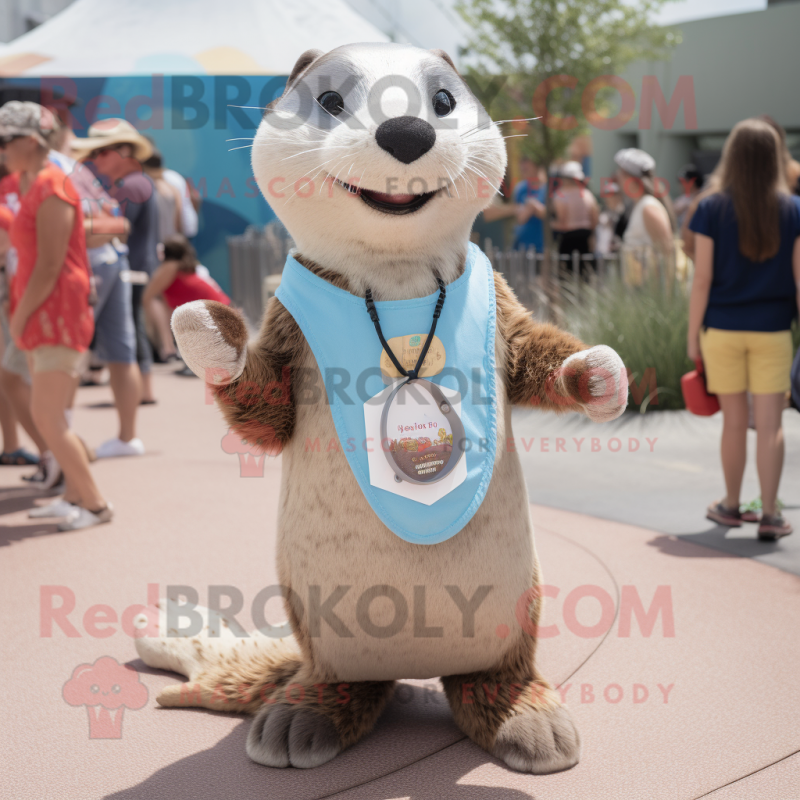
{"left": 90, "top": 249, "right": 137, "bottom": 365}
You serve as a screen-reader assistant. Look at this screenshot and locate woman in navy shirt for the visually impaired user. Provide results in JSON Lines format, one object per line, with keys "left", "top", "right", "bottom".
{"left": 688, "top": 118, "right": 800, "bottom": 539}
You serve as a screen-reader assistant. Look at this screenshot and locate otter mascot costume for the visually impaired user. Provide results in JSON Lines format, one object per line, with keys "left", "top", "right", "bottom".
{"left": 135, "top": 43, "right": 627, "bottom": 774}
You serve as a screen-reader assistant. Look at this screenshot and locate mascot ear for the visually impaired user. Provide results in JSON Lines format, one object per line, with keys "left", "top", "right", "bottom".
{"left": 429, "top": 49, "right": 459, "bottom": 75}
{"left": 265, "top": 49, "right": 324, "bottom": 114}
{"left": 288, "top": 49, "right": 324, "bottom": 88}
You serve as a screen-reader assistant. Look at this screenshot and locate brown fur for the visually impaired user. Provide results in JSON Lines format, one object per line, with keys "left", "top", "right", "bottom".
{"left": 204, "top": 300, "right": 248, "bottom": 354}
{"left": 197, "top": 260, "right": 590, "bottom": 758}
{"left": 493, "top": 271, "right": 590, "bottom": 413}
{"left": 256, "top": 665, "right": 395, "bottom": 750}
{"left": 440, "top": 568, "right": 558, "bottom": 752}
{"left": 156, "top": 638, "right": 303, "bottom": 712}
{"left": 212, "top": 298, "right": 304, "bottom": 452}
{"left": 155, "top": 633, "right": 395, "bottom": 750}
{"left": 210, "top": 254, "right": 350, "bottom": 454}
{"left": 295, "top": 253, "right": 351, "bottom": 291}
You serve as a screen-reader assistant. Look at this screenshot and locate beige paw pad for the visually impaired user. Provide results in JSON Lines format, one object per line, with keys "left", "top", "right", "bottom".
{"left": 171, "top": 300, "right": 248, "bottom": 385}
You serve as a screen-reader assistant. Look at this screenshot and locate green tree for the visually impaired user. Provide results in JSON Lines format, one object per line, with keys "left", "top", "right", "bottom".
{"left": 457, "top": 0, "right": 680, "bottom": 254}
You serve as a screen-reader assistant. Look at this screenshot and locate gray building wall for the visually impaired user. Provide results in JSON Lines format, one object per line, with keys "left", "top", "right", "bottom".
{"left": 0, "top": 0, "right": 73, "bottom": 43}
{"left": 589, "top": 1, "right": 800, "bottom": 197}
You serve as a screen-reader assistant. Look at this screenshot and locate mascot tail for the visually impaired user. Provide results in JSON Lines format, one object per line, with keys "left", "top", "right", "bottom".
{"left": 134, "top": 598, "right": 302, "bottom": 713}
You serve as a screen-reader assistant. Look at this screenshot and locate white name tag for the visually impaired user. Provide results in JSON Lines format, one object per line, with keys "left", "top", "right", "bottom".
{"left": 364, "top": 380, "right": 467, "bottom": 505}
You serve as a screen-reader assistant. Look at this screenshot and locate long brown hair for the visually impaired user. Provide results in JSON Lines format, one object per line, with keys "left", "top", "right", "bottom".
{"left": 715, "top": 118, "right": 788, "bottom": 262}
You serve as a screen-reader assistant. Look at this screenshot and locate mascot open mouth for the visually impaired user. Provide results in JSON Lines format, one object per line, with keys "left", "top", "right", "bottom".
{"left": 333, "top": 178, "right": 438, "bottom": 215}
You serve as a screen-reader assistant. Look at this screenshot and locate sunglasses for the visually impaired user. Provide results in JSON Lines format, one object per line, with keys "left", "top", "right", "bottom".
{"left": 89, "top": 144, "right": 125, "bottom": 159}
{"left": 0, "top": 134, "right": 25, "bottom": 148}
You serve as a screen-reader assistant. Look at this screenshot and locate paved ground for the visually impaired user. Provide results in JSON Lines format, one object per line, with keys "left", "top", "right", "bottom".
{"left": 1, "top": 365, "right": 799, "bottom": 799}
{"left": 514, "top": 406, "right": 800, "bottom": 576}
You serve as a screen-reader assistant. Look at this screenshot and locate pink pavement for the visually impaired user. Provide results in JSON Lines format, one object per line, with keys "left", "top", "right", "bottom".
{"left": 1, "top": 365, "right": 798, "bottom": 799}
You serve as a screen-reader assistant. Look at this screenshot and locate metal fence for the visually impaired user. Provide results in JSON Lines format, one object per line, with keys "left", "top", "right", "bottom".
{"left": 227, "top": 221, "right": 294, "bottom": 327}
{"left": 228, "top": 226, "right": 689, "bottom": 325}
{"left": 484, "top": 239, "right": 690, "bottom": 318}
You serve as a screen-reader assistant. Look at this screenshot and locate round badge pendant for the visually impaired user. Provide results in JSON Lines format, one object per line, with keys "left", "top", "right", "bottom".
{"left": 380, "top": 379, "right": 465, "bottom": 484}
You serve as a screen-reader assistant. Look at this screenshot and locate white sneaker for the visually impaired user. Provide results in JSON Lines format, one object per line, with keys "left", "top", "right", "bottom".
{"left": 57, "top": 503, "right": 114, "bottom": 531}
{"left": 40, "top": 451, "right": 63, "bottom": 490}
{"left": 95, "top": 437, "right": 145, "bottom": 458}
{"left": 29, "top": 498, "right": 76, "bottom": 518}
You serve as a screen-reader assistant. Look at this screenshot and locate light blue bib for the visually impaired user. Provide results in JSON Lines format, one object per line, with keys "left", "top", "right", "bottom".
{"left": 276, "top": 242, "right": 497, "bottom": 545}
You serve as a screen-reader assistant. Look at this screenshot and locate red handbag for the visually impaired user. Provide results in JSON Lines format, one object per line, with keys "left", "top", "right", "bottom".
{"left": 681, "top": 358, "right": 720, "bottom": 416}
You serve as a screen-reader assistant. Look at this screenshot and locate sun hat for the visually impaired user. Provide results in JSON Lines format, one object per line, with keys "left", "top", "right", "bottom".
{"left": 70, "top": 118, "right": 153, "bottom": 162}
{"left": 613, "top": 148, "right": 656, "bottom": 177}
{"left": 559, "top": 161, "right": 585, "bottom": 181}
{"left": 0, "top": 101, "right": 58, "bottom": 147}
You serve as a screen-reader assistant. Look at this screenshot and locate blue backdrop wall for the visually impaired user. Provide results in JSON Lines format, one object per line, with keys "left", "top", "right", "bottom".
{"left": 1, "top": 73, "right": 289, "bottom": 293}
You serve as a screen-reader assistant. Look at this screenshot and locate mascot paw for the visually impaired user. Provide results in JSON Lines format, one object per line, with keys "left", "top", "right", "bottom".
{"left": 561, "top": 344, "right": 628, "bottom": 422}
{"left": 492, "top": 702, "right": 581, "bottom": 774}
{"left": 247, "top": 705, "right": 342, "bottom": 769}
{"left": 171, "top": 300, "right": 248, "bottom": 385}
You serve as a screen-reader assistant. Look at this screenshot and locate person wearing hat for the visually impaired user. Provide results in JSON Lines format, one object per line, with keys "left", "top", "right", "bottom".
{"left": 61, "top": 141, "right": 146, "bottom": 461}
{"left": 72, "top": 119, "right": 159, "bottom": 406}
{"left": 0, "top": 160, "right": 58, "bottom": 485}
{"left": 0, "top": 100, "right": 112, "bottom": 529}
{"left": 613, "top": 147, "right": 675, "bottom": 253}
{"left": 552, "top": 160, "right": 598, "bottom": 276}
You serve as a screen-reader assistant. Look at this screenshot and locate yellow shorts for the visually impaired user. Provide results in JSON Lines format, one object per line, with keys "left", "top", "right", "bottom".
{"left": 699, "top": 328, "right": 793, "bottom": 395}
{"left": 26, "top": 345, "right": 87, "bottom": 378}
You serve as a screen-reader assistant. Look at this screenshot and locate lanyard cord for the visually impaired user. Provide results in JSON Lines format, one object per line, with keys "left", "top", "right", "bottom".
{"left": 365, "top": 278, "right": 446, "bottom": 380}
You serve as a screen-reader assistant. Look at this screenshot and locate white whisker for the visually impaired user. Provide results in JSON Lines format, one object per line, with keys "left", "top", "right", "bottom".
{"left": 279, "top": 144, "right": 355, "bottom": 162}
{"left": 465, "top": 134, "right": 530, "bottom": 143}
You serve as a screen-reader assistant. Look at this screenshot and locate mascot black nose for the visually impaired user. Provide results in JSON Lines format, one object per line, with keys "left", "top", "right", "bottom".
{"left": 375, "top": 116, "right": 436, "bottom": 164}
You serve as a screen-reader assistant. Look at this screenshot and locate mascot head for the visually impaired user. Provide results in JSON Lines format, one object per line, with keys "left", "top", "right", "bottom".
{"left": 251, "top": 43, "right": 507, "bottom": 288}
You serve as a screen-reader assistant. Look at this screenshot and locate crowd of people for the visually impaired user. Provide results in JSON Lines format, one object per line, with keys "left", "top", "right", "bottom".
{"left": 1, "top": 98, "right": 797, "bottom": 540}
{"left": 489, "top": 115, "right": 800, "bottom": 539}
{"left": 0, "top": 101, "right": 229, "bottom": 530}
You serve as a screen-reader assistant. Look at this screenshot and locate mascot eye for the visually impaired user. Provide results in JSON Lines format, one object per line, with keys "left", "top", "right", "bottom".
{"left": 90, "top": 684, "right": 100, "bottom": 693}
{"left": 317, "top": 91, "right": 345, "bottom": 116}
{"left": 112, "top": 684, "right": 121, "bottom": 693}
{"left": 432, "top": 89, "right": 456, "bottom": 117}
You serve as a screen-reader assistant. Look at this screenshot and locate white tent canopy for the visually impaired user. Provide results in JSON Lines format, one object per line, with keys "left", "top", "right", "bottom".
{"left": 0, "top": 0, "right": 389, "bottom": 77}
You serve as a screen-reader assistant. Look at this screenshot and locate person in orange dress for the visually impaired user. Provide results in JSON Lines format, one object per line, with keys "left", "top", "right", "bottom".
{"left": 1, "top": 101, "right": 111, "bottom": 530}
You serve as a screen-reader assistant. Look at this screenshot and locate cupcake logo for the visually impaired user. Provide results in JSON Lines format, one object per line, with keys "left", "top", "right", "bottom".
{"left": 62, "top": 656, "right": 148, "bottom": 739}
{"left": 221, "top": 428, "right": 274, "bottom": 477}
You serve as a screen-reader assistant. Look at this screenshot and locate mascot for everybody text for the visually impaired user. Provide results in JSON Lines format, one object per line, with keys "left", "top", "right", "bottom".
{"left": 135, "top": 43, "right": 627, "bottom": 773}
